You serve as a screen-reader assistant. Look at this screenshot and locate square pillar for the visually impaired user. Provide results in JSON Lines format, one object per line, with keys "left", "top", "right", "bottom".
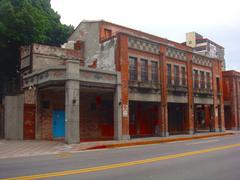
{"left": 116, "top": 34, "right": 130, "bottom": 140}
{"left": 159, "top": 47, "right": 169, "bottom": 137}
{"left": 236, "top": 78, "right": 240, "bottom": 130}
{"left": 114, "top": 72, "right": 122, "bottom": 140}
{"left": 212, "top": 60, "right": 220, "bottom": 132}
{"left": 230, "top": 78, "right": 238, "bottom": 130}
{"left": 65, "top": 59, "right": 80, "bottom": 144}
{"left": 186, "top": 54, "right": 194, "bottom": 134}
{"left": 218, "top": 63, "right": 225, "bottom": 132}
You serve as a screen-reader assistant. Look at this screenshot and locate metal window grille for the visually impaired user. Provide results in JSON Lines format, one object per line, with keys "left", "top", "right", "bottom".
{"left": 200, "top": 71, "right": 205, "bottom": 89}
{"left": 181, "top": 67, "right": 186, "bottom": 86}
{"left": 167, "top": 64, "right": 172, "bottom": 85}
{"left": 206, "top": 72, "right": 211, "bottom": 89}
{"left": 129, "top": 57, "right": 137, "bottom": 81}
{"left": 174, "top": 65, "right": 180, "bottom": 86}
{"left": 194, "top": 70, "right": 199, "bottom": 88}
{"left": 141, "top": 59, "right": 148, "bottom": 82}
{"left": 151, "top": 62, "right": 158, "bottom": 82}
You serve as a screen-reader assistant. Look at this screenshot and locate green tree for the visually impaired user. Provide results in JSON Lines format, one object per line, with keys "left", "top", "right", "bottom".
{"left": 0, "top": 0, "right": 74, "bottom": 96}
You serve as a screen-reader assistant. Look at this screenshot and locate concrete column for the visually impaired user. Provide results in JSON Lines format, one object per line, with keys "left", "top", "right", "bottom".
{"left": 65, "top": 59, "right": 80, "bottom": 144}
{"left": 186, "top": 54, "right": 194, "bottom": 134}
{"left": 4, "top": 95, "right": 24, "bottom": 139}
{"left": 114, "top": 72, "right": 122, "bottom": 140}
{"left": 159, "top": 47, "right": 169, "bottom": 137}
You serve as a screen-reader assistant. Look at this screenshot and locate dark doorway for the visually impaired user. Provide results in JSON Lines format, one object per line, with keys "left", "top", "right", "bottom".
{"left": 224, "top": 105, "right": 231, "bottom": 129}
{"left": 129, "top": 101, "right": 158, "bottom": 137}
{"left": 168, "top": 103, "right": 187, "bottom": 134}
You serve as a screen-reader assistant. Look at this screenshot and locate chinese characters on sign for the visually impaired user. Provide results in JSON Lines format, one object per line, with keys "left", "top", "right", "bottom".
{"left": 122, "top": 104, "right": 128, "bottom": 117}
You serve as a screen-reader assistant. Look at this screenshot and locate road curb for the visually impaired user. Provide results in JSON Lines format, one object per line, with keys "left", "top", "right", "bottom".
{"left": 85, "top": 132, "right": 234, "bottom": 150}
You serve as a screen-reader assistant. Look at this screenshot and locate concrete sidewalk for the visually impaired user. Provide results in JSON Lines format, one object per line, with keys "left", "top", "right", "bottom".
{"left": 0, "top": 131, "right": 237, "bottom": 159}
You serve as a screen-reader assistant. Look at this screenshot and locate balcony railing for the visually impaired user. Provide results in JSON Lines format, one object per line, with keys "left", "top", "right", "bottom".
{"left": 128, "top": 80, "right": 161, "bottom": 90}
{"left": 193, "top": 88, "right": 213, "bottom": 96}
{"left": 167, "top": 84, "right": 188, "bottom": 93}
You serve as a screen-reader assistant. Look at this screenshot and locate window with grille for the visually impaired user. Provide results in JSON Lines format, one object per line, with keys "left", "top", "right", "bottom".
{"left": 167, "top": 64, "right": 172, "bottom": 85}
{"left": 141, "top": 59, "right": 148, "bottom": 82}
{"left": 200, "top": 71, "right": 205, "bottom": 89}
{"left": 206, "top": 72, "right": 211, "bottom": 89}
{"left": 181, "top": 67, "right": 186, "bottom": 86}
{"left": 129, "top": 57, "right": 137, "bottom": 81}
{"left": 174, "top": 65, "right": 180, "bottom": 86}
{"left": 151, "top": 61, "right": 158, "bottom": 82}
{"left": 193, "top": 70, "right": 199, "bottom": 88}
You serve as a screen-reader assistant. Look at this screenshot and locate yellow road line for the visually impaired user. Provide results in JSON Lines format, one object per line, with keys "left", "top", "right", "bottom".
{"left": 56, "top": 152, "right": 72, "bottom": 158}
{"left": 5, "top": 143, "right": 240, "bottom": 180}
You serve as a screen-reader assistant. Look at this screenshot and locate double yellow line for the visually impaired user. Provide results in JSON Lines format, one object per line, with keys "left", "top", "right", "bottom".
{"left": 5, "top": 143, "right": 240, "bottom": 180}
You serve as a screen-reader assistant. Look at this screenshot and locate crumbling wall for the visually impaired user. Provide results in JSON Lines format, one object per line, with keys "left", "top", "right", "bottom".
{"left": 32, "top": 44, "right": 82, "bottom": 71}
{"left": 96, "top": 38, "right": 116, "bottom": 71}
{"left": 67, "top": 21, "right": 116, "bottom": 71}
{"left": 68, "top": 22, "right": 100, "bottom": 66}
{"left": 20, "top": 44, "right": 83, "bottom": 73}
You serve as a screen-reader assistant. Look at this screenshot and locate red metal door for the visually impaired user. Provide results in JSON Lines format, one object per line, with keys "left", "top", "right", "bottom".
{"left": 24, "top": 104, "right": 35, "bottom": 140}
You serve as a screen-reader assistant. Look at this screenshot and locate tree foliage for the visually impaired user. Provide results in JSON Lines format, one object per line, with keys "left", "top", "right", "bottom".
{"left": 0, "top": 0, "right": 74, "bottom": 86}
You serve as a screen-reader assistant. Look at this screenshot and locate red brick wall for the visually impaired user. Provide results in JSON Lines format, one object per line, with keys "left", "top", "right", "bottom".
{"left": 186, "top": 53, "right": 194, "bottom": 132}
{"left": 159, "top": 46, "right": 168, "bottom": 135}
{"left": 39, "top": 90, "right": 114, "bottom": 141}
{"left": 116, "top": 34, "right": 130, "bottom": 137}
{"left": 223, "top": 76, "right": 231, "bottom": 101}
{"left": 39, "top": 90, "right": 65, "bottom": 140}
{"left": 212, "top": 60, "right": 224, "bottom": 130}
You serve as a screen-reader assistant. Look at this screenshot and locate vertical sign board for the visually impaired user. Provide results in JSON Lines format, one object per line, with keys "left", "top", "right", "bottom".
{"left": 122, "top": 104, "right": 128, "bottom": 117}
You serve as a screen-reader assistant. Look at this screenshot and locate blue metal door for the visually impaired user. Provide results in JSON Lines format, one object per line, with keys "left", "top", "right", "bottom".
{"left": 53, "top": 110, "right": 65, "bottom": 138}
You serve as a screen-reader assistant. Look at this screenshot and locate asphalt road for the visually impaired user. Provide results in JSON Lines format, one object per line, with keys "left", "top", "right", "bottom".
{"left": 1, "top": 134, "right": 240, "bottom": 180}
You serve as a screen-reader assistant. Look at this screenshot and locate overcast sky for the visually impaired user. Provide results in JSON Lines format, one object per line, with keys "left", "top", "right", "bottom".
{"left": 51, "top": 0, "right": 240, "bottom": 70}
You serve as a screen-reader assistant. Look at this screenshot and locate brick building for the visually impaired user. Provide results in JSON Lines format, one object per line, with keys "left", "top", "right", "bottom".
{"left": 223, "top": 70, "right": 240, "bottom": 130}
{"left": 16, "top": 20, "right": 225, "bottom": 143}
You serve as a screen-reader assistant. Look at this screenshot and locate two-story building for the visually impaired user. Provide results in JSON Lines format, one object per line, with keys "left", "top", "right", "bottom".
{"left": 14, "top": 20, "right": 225, "bottom": 144}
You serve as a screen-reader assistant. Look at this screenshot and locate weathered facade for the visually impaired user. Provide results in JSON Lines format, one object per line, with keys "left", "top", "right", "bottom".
{"left": 223, "top": 70, "right": 240, "bottom": 130}
{"left": 17, "top": 20, "right": 225, "bottom": 143}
